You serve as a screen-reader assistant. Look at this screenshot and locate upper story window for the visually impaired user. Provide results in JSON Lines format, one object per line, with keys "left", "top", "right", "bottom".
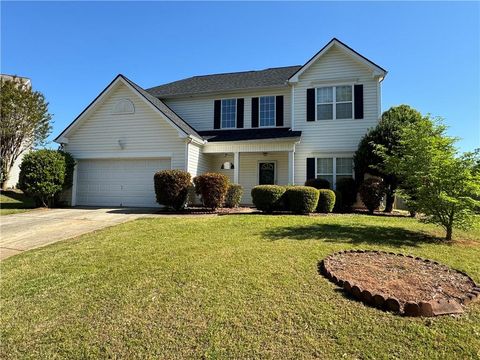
{"left": 316, "top": 157, "right": 354, "bottom": 189}
{"left": 316, "top": 85, "right": 353, "bottom": 120}
{"left": 259, "top": 96, "right": 275, "bottom": 127}
{"left": 221, "top": 99, "right": 237, "bottom": 129}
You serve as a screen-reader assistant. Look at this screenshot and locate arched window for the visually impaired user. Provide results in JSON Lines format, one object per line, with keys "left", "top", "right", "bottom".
{"left": 112, "top": 99, "right": 135, "bottom": 114}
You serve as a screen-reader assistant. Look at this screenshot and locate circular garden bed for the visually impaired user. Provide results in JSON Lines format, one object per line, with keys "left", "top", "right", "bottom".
{"left": 319, "top": 250, "right": 479, "bottom": 317}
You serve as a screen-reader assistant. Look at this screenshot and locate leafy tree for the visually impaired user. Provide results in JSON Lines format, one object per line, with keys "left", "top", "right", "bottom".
{"left": 18, "top": 150, "right": 68, "bottom": 207}
{"left": 0, "top": 77, "right": 52, "bottom": 190}
{"left": 354, "top": 105, "right": 422, "bottom": 212}
{"left": 379, "top": 116, "right": 480, "bottom": 240}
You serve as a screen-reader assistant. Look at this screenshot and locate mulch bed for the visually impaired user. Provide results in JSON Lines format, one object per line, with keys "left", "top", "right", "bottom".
{"left": 155, "top": 207, "right": 256, "bottom": 215}
{"left": 320, "top": 250, "right": 479, "bottom": 316}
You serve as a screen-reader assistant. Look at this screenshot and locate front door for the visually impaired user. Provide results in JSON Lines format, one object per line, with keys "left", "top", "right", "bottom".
{"left": 259, "top": 162, "right": 276, "bottom": 185}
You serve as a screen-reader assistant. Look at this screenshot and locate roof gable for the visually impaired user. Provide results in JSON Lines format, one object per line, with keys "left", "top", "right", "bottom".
{"left": 55, "top": 75, "right": 202, "bottom": 144}
{"left": 288, "top": 38, "right": 387, "bottom": 83}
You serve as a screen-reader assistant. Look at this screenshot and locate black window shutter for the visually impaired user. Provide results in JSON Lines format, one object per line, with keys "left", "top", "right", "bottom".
{"left": 306, "top": 158, "right": 316, "bottom": 180}
{"left": 354, "top": 85, "right": 364, "bottom": 119}
{"left": 236, "top": 98, "right": 244, "bottom": 128}
{"left": 214, "top": 100, "right": 221, "bottom": 129}
{"left": 251, "top": 97, "right": 259, "bottom": 128}
{"left": 275, "top": 96, "right": 284, "bottom": 127}
{"left": 306, "top": 88, "right": 315, "bottom": 121}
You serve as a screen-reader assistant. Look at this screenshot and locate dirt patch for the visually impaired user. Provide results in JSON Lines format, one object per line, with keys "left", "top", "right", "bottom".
{"left": 320, "top": 250, "right": 479, "bottom": 316}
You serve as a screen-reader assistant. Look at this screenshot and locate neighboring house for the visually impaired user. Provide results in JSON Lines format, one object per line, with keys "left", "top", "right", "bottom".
{"left": 54, "top": 38, "right": 387, "bottom": 207}
{"left": 1, "top": 74, "right": 32, "bottom": 189}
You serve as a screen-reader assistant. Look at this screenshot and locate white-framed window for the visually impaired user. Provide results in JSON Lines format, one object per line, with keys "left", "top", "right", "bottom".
{"left": 316, "top": 85, "right": 353, "bottom": 120}
{"left": 259, "top": 96, "right": 275, "bottom": 127}
{"left": 316, "top": 157, "right": 354, "bottom": 188}
{"left": 221, "top": 98, "right": 237, "bottom": 128}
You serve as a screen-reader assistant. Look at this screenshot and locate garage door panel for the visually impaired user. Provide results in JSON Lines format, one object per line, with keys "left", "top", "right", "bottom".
{"left": 76, "top": 158, "right": 170, "bottom": 207}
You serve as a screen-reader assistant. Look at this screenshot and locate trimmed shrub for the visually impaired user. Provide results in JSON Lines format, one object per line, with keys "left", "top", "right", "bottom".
{"left": 193, "top": 172, "right": 229, "bottom": 209}
{"left": 251, "top": 185, "right": 286, "bottom": 213}
{"left": 224, "top": 184, "right": 243, "bottom": 208}
{"left": 359, "top": 177, "right": 386, "bottom": 214}
{"left": 335, "top": 178, "right": 357, "bottom": 211}
{"left": 305, "top": 178, "right": 331, "bottom": 189}
{"left": 154, "top": 169, "right": 191, "bottom": 210}
{"left": 317, "top": 189, "right": 336, "bottom": 213}
{"left": 332, "top": 190, "right": 343, "bottom": 213}
{"left": 19, "top": 149, "right": 66, "bottom": 207}
{"left": 285, "top": 186, "right": 319, "bottom": 214}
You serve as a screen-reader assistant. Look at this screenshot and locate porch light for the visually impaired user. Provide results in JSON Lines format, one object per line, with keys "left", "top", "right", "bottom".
{"left": 221, "top": 161, "right": 234, "bottom": 170}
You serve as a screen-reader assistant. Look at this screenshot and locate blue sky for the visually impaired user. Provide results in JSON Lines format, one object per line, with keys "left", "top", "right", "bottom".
{"left": 2, "top": 1, "right": 479, "bottom": 152}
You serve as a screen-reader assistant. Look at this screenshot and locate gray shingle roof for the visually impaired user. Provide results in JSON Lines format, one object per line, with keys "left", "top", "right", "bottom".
{"left": 146, "top": 65, "right": 302, "bottom": 98}
{"left": 198, "top": 128, "right": 302, "bottom": 142}
{"left": 121, "top": 75, "right": 202, "bottom": 139}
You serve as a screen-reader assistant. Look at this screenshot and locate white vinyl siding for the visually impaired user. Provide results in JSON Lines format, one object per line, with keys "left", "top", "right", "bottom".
{"left": 63, "top": 82, "right": 186, "bottom": 170}
{"left": 164, "top": 88, "right": 291, "bottom": 131}
{"left": 187, "top": 142, "right": 209, "bottom": 177}
{"left": 293, "top": 45, "right": 381, "bottom": 185}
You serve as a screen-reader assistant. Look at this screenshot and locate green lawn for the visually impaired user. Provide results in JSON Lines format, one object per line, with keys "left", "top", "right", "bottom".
{"left": 0, "top": 190, "right": 35, "bottom": 215}
{"left": 1, "top": 214, "right": 480, "bottom": 359}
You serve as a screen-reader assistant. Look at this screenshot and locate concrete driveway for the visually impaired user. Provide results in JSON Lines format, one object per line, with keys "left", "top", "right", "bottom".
{"left": 0, "top": 207, "right": 158, "bottom": 260}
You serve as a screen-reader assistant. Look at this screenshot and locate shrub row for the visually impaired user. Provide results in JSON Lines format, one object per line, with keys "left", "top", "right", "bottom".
{"left": 154, "top": 170, "right": 242, "bottom": 210}
{"left": 251, "top": 185, "right": 336, "bottom": 214}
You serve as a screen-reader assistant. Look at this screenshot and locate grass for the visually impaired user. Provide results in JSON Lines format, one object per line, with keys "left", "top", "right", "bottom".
{"left": 1, "top": 214, "right": 480, "bottom": 359}
{"left": 0, "top": 190, "right": 35, "bottom": 215}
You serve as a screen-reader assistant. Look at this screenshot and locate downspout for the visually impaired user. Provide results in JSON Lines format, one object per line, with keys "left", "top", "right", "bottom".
{"left": 290, "top": 84, "right": 295, "bottom": 130}
{"left": 185, "top": 137, "right": 193, "bottom": 173}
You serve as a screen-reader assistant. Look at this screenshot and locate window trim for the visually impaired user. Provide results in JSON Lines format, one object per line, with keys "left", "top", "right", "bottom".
{"left": 315, "top": 84, "right": 354, "bottom": 121}
{"left": 315, "top": 156, "right": 354, "bottom": 189}
{"left": 220, "top": 98, "right": 237, "bottom": 129}
{"left": 258, "top": 95, "right": 276, "bottom": 128}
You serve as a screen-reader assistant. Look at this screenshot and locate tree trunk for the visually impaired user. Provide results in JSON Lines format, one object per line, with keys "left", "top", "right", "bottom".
{"left": 383, "top": 191, "right": 395, "bottom": 213}
{"left": 384, "top": 191, "right": 395, "bottom": 213}
{"left": 446, "top": 226, "right": 453, "bottom": 241}
{"left": 1, "top": 172, "right": 10, "bottom": 191}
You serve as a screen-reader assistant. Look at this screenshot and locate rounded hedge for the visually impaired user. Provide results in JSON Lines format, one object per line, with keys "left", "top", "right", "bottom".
{"left": 19, "top": 149, "right": 67, "bottom": 207}
{"left": 285, "top": 186, "right": 319, "bottom": 214}
{"left": 317, "top": 189, "right": 336, "bottom": 213}
{"left": 251, "top": 185, "right": 286, "bottom": 213}
{"left": 154, "top": 169, "right": 191, "bottom": 210}
{"left": 335, "top": 177, "right": 357, "bottom": 211}
{"left": 304, "top": 178, "right": 331, "bottom": 189}
{"left": 224, "top": 184, "right": 243, "bottom": 208}
{"left": 359, "top": 177, "right": 386, "bottom": 214}
{"left": 193, "top": 172, "right": 229, "bottom": 209}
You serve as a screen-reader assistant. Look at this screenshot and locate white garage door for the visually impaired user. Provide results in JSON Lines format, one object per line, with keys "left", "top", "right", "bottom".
{"left": 76, "top": 158, "right": 171, "bottom": 207}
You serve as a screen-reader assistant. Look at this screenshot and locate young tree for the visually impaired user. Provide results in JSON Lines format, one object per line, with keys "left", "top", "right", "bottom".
{"left": 379, "top": 116, "right": 480, "bottom": 240}
{"left": 0, "top": 77, "right": 52, "bottom": 190}
{"left": 354, "top": 105, "right": 423, "bottom": 212}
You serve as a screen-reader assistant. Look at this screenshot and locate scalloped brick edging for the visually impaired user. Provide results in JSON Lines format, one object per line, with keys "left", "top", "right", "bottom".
{"left": 318, "top": 250, "right": 479, "bottom": 317}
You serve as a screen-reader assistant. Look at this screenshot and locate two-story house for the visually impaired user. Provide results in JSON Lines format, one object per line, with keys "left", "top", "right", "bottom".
{"left": 55, "top": 38, "right": 387, "bottom": 207}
